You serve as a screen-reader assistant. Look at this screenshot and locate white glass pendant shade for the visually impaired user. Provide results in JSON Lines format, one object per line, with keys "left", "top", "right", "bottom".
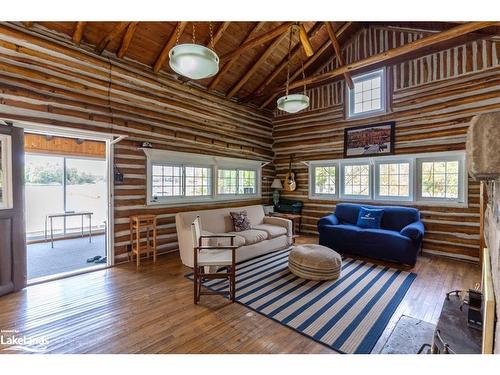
{"left": 169, "top": 43, "right": 219, "bottom": 80}
{"left": 277, "top": 93, "right": 310, "bottom": 113}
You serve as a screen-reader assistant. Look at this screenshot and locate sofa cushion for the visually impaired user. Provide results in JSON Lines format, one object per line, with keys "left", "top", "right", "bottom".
{"left": 252, "top": 224, "right": 287, "bottom": 239}
{"left": 228, "top": 229, "right": 268, "bottom": 245}
{"left": 202, "top": 230, "right": 245, "bottom": 247}
{"left": 230, "top": 210, "right": 251, "bottom": 232}
{"left": 356, "top": 207, "right": 384, "bottom": 229}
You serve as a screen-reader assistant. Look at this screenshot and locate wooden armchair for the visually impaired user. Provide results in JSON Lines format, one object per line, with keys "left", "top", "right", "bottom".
{"left": 191, "top": 216, "right": 237, "bottom": 304}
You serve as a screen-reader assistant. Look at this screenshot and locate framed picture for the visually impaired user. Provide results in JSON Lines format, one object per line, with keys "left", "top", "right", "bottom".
{"left": 344, "top": 121, "right": 395, "bottom": 158}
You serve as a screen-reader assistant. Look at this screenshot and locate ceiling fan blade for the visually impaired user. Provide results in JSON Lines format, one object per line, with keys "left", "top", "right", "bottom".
{"left": 298, "top": 24, "right": 314, "bottom": 57}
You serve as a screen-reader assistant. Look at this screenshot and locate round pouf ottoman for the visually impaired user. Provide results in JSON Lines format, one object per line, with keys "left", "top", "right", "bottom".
{"left": 288, "top": 244, "right": 342, "bottom": 281}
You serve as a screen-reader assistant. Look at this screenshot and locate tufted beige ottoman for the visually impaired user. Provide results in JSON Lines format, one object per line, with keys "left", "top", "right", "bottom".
{"left": 288, "top": 244, "right": 342, "bottom": 281}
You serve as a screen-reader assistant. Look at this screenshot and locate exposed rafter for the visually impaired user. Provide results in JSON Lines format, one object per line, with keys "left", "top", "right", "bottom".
{"left": 153, "top": 21, "right": 188, "bottom": 73}
{"left": 117, "top": 22, "right": 138, "bottom": 58}
{"left": 95, "top": 22, "right": 129, "bottom": 54}
{"left": 226, "top": 26, "right": 290, "bottom": 99}
{"left": 212, "top": 22, "right": 231, "bottom": 47}
{"left": 298, "top": 24, "right": 314, "bottom": 57}
{"left": 259, "top": 22, "right": 352, "bottom": 109}
{"left": 219, "top": 22, "right": 293, "bottom": 64}
{"left": 279, "top": 21, "right": 500, "bottom": 94}
{"left": 325, "top": 21, "right": 354, "bottom": 89}
{"left": 72, "top": 22, "right": 87, "bottom": 45}
{"left": 207, "top": 22, "right": 265, "bottom": 91}
{"left": 245, "top": 22, "right": 323, "bottom": 101}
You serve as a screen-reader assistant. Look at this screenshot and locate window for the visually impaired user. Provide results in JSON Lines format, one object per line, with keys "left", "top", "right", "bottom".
{"left": 312, "top": 165, "right": 337, "bottom": 196}
{"left": 308, "top": 151, "right": 466, "bottom": 206}
{"left": 218, "top": 169, "right": 257, "bottom": 195}
{"left": 376, "top": 161, "right": 412, "bottom": 200}
{"left": 152, "top": 164, "right": 183, "bottom": 198}
{"left": 144, "top": 149, "right": 261, "bottom": 205}
{"left": 418, "top": 158, "right": 463, "bottom": 201}
{"left": 342, "top": 163, "right": 370, "bottom": 197}
{"left": 348, "top": 69, "right": 385, "bottom": 118}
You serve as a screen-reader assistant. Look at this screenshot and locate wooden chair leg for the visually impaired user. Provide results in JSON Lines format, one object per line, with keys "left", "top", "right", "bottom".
{"left": 153, "top": 222, "right": 157, "bottom": 263}
{"left": 194, "top": 267, "right": 199, "bottom": 304}
{"left": 136, "top": 225, "right": 140, "bottom": 268}
{"left": 230, "top": 268, "right": 236, "bottom": 302}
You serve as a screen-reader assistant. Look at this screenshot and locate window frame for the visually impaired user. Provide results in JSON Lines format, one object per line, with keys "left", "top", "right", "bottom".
{"left": 340, "top": 160, "right": 373, "bottom": 200}
{"left": 217, "top": 168, "right": 258, "bottom": 198}
{"left": 374, "top": 158, "right": 414, "bottom": 202}
{"left": 416, "top": 154, "right": 466, "bottom": 204}
{"left": 144, "top": 149, "right": 262, "bottom": 206}
{"left": 309, "top": 162, "right": 339, "bottom": 199}
{"left": 0, "top": 134, "right": 13, "bottom": 210}
{"left": 308, "top": 151, "right": 467, "bottom": 207}
{"left": 347, "top": 68, "right": 387, "bottom": 119}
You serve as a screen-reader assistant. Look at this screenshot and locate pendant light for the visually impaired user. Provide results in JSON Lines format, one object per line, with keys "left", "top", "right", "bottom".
{"left": 277, "top": 24, "right": 310, "bottom": 114}
{"left": 169, "top": 22, "right": 219, "bottom": 80}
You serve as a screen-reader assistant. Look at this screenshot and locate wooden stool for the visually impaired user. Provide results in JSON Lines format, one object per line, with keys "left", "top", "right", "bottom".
{"left": 129, "top": 215, "right": 157, "bottom": 267}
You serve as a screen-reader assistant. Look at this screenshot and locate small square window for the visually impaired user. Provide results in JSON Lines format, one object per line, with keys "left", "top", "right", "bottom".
{"left": 348, "top": 69, "right": 386, "bottom": 118}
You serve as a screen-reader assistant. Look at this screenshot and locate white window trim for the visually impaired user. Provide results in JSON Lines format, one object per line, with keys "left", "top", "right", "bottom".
{"left": 217, "top": 168, "right": 258, "bottom": 199}
{"left": 309, "top": 161, "right": 339, "bottom": 199}
{"left": 347, "top": 68, "right": 387, "bottom": 119}
{"left": 416, "top": 154, "right": 467, "bottom": 204}
{"left": 308, "top": 150, "right": 468, "bottom": 208}
{"left": 374, "top": 158, "right": 414, "bottom": 202}
{"left": 340, "top": 160, "right": 373, "bottom": 200}
{"left": 143, "top": 149, "right": 262, "bottom": 206}
{"left": 0, "top": 134, "right": 13, "bottom": 210}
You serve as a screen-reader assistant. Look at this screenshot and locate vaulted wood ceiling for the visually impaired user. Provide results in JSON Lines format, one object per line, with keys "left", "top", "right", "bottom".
{"left": 16, "top": 21, "right": 500, "bottom": 110}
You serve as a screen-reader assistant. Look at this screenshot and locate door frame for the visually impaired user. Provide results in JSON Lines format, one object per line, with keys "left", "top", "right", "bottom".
{"left": 13, "top": 120, "right": 126, "bottom": 268}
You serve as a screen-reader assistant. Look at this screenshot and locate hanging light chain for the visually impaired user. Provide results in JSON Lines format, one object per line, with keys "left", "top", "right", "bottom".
{"left": 209, "top": 22, "right": 215, "bottom": 51}
{"left": 299, "top": 47, "right": 307, "bottom": 95}
{"left": 284, "top": 25, "right": 294, "bottom": 98}
{"left": 175, "top": 22, "right": 181, "bottom": 45}
{"left": 192, "top": 22, "right": 196, "bottom": 44}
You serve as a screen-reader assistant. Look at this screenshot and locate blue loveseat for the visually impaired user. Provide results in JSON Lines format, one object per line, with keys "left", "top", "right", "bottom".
{"left": 318, "top": 203, "right": 424, "bottom": 266}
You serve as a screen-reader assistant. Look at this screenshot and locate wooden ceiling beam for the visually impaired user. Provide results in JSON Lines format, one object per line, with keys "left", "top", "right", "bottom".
{"left": 245, "top": 22, "right": 323, "bottom": 101}
{"left": 72, "top": 22, "right": 87, "bottom": 45}
{"left": 259, "top": 22, "right": 352, "bottom": 109}
{"left": 325, "top": 21, "right": 354, "bottom": 89}
{"left": 207, "top": 22, "right": 266, "bottom": 91}
{"left": 226, "top": 27, "right": 290, "bottom": 99}
{"left": 212, "top": 22, "right": 231, "bottom": 47}
{"left": 280, "top": 21, "right": 500, "bottom": 94}
{"left": 95, "top": 22, "right": 130, "bottom": 54}
{"left": 22, "top": 22, "right": 33, "bottom": 28}
{"left": 298, "top": 24, "right": 314, "bottom": 57}
{"left": 117, "top": 22, "right": 139, "bottom": 58}
{"left": 219, "top": 22, "right": 293, "bottom": 64}
{"left": 153, "top": 21, "right": 188, "bottom": 73}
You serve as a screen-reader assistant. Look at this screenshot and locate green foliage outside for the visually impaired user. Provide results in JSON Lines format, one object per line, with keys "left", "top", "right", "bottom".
{"left": 25, "top": 164, "right": 103, "bottom": 185}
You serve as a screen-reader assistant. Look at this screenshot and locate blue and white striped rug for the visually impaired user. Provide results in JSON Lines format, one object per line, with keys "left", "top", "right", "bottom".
{"left": 188, "top": 248, "right": 416, "bottom": 354}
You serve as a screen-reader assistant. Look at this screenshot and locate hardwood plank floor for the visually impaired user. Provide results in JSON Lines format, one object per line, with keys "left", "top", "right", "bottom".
{"left": 0, "top": 236, "right": 480, "bottom": 354}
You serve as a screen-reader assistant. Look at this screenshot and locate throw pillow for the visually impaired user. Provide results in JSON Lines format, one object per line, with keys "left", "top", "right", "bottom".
{"left": 230, "top": 210, "right": 251, "bottom": 232}
{"left": 356, "top": 207, "right": 384, "bottom": 229}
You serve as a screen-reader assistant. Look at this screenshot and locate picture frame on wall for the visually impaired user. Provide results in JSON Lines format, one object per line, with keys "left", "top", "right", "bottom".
{"left": 344, "top": 121, "right": 395, "bottom": 158}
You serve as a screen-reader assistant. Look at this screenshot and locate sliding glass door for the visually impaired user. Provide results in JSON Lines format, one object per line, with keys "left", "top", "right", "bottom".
{"left": 25, "top": 154, "right": 106, "bottom": 239}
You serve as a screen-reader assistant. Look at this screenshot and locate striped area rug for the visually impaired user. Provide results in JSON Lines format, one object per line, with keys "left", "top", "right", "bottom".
{"left": 188, "top": 248, "right": 416, "bottom": 354}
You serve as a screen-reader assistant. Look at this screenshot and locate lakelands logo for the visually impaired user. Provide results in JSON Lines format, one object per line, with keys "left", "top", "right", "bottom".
{"left": 0, "top": 329, "right": 49, "bottom": 353}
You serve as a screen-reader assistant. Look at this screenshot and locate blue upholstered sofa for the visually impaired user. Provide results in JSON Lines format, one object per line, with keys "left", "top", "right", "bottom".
{"left": 317, "top": 203, "right": 424, "bottom": 266}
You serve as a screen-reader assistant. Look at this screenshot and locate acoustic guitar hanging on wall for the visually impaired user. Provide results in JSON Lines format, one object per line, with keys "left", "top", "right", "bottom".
{"left": 284, "top": 155, "right": 296, "bottom": 192}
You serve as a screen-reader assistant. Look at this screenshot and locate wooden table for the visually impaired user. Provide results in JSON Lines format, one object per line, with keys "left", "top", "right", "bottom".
{"left": 45, "top": 211, "right": 93, "bottom": 248}
{"left": 268, "top": 212, "right": 302, "bottom": 236}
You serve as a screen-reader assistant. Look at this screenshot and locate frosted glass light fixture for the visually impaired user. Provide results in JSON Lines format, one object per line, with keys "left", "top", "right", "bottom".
{"left": 277, "top": 93, "right": 310, "bottom": 113}
{"left": 168, "top": 22, "right": 219, "bottom": 80}
{"left": 277, "top": 24, "right": 309, "bottom": 114}
{"left": 169, "top": 43, "right": 219, "bottom": 80}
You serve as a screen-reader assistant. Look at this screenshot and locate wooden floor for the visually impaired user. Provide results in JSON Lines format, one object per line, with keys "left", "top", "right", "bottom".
{"left": 0, "top": 236, "right": 480, "bottom": 354}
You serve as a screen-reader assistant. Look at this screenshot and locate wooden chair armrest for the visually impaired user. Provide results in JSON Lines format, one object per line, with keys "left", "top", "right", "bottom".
{"left": 200, "top": 234, "right": 236, "bottom": 238}
{"left": 195, "top": 245, "right": 238, "bottom": 250}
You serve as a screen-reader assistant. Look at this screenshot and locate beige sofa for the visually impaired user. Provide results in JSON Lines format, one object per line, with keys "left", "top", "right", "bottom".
{"left": 175, "top": 205, "right": 293, "bottom": 268}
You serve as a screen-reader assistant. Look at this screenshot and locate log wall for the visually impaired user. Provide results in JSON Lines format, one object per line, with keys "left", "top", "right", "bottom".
{"left": 0, "top": 23, "right": 274, "bottom": 260}
{"left": 273, "top": 26, "right": 500, "bottom": 262}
